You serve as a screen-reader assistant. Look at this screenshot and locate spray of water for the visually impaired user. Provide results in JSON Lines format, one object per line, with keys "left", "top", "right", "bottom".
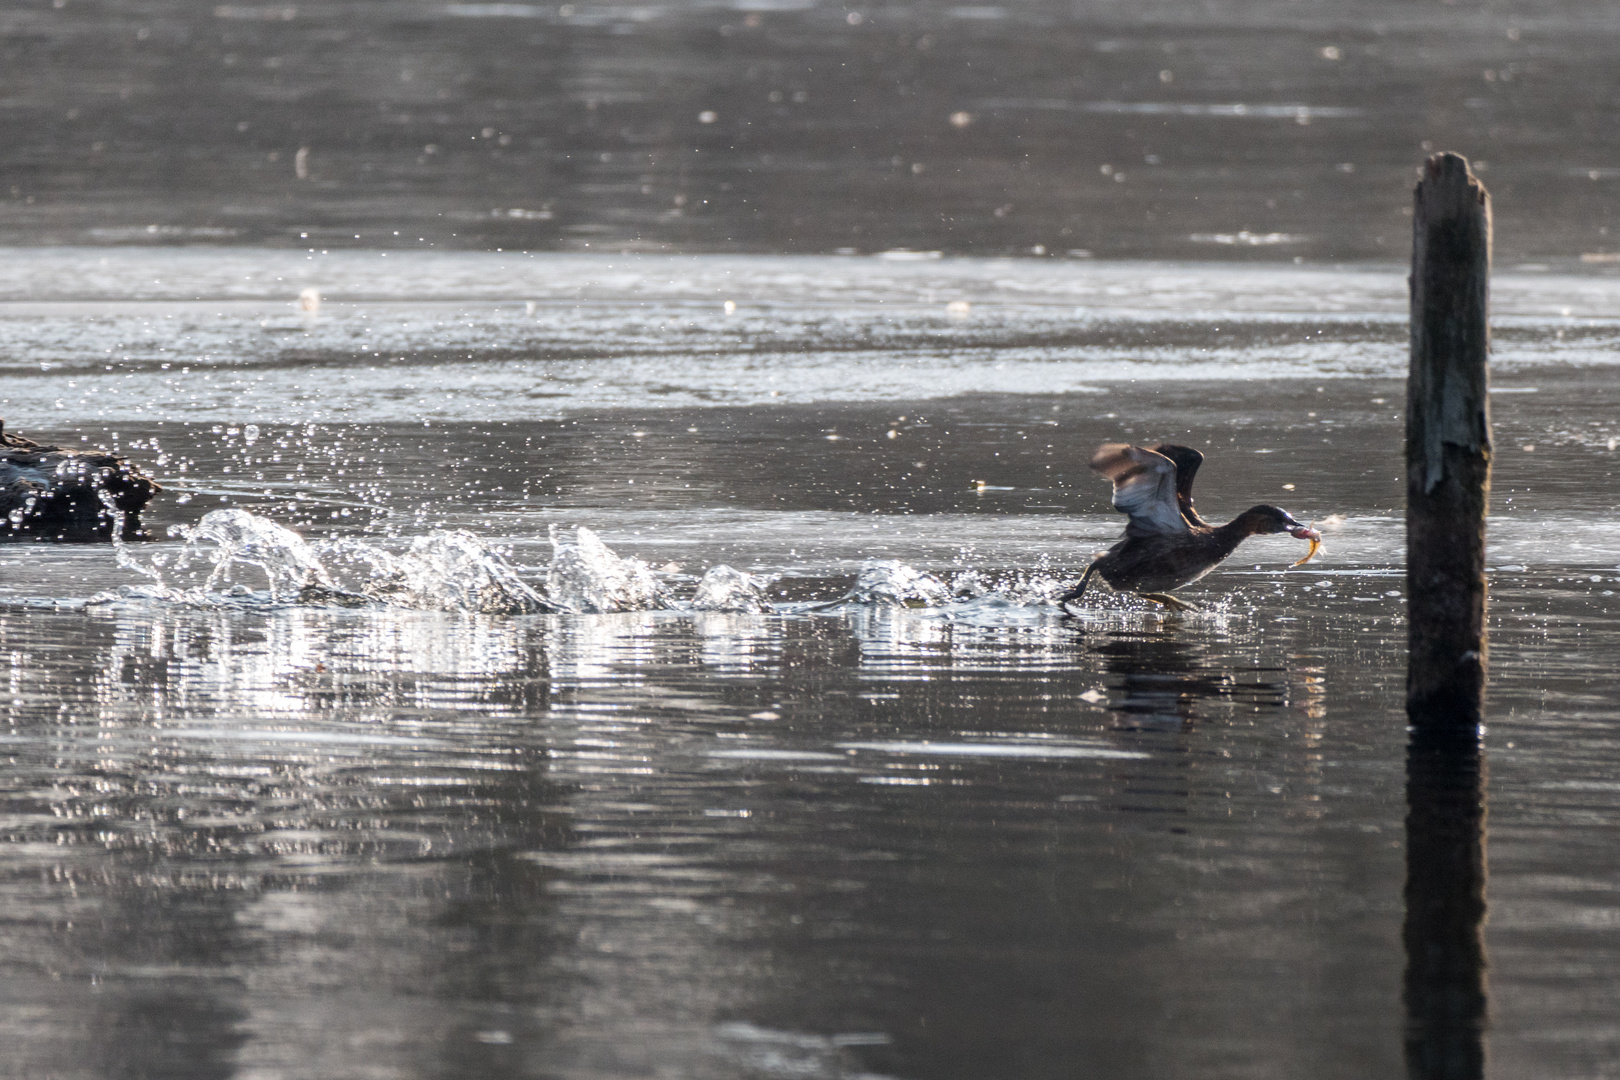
{"left": 96, "top": 509, "right": 550, "bottom": 613}
{"left": 546, "top": 525, "right": 674, "bottom": 613}
{"left": 834, "top": 559, "right": 952, "bottom": 607}
{"left": 324, "top": 530, "right": 551, "bottom": 614}
{"left": 93, "top": 509, "right": 1104, "bottom": 619}
{"left": 179, "top": 508, "right": 336, "bottom": 602}
{"left": 690, "top": 565, "right": 775, "bottom": 612}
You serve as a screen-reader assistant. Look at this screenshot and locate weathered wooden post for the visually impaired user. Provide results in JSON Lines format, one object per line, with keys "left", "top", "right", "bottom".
{"left": 1402, "top": 151, "right": 1491, "bottom": 1080}
{"left": 1406, "top": 151, "right": 1491, "bottom": 723}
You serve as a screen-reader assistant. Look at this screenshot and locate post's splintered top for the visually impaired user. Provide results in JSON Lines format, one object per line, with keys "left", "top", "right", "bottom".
{"left": 1418, "top": 151, "right": 1490, "bottom": 209}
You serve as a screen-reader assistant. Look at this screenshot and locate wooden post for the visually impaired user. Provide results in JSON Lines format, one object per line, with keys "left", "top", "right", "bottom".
{"left": 1406, "top": 152, "right": 1491, "bottom": 725}
{"left": 1403, "top": 151, "right": 1492, "bottom": 1080}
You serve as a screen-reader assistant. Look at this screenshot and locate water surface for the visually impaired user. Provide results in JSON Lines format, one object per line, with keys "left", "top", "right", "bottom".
{"left": 2, "top": 0, "right": 1618, "bottom": 260}
{"left": 2, "top": 252, "right": 1620, "bottom": 1079}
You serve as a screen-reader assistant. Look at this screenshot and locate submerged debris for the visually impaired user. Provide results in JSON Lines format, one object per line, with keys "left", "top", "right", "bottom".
{"left": 0, "top": 419, "right": 159, "bottom": 542}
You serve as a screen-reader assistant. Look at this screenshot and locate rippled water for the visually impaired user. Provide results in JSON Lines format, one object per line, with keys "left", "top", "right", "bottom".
{"left": 3, "top": 252, "right": 1620, "bottom": 1079}
{"left": 4, "top": 0, "right": 1620, "bottom": 261}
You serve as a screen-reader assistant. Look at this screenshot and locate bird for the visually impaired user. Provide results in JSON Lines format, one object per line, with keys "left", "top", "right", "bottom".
{"left": 1061, "top": 442, "right": 1321, "bottom": 612}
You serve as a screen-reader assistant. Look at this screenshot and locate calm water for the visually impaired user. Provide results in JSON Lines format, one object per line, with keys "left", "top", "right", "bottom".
{"left": 2, "top": 0, "right": 1619, "bottom": 261}
{"left": 3, "top": 251, "right": 1620, "bottom": 1079}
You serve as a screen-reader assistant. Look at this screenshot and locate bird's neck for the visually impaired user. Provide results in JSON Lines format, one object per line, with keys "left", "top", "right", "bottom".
{"left": 1210, "top": 507, "right": 1275, "bottom": 552}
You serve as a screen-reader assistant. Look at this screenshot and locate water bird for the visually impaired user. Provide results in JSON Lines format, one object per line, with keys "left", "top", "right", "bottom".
{"left": 1062, "top": 442, "right": 1321, "bottom": 612}
{"left": 0, "top": 419, "right": 159, "bottom": 542}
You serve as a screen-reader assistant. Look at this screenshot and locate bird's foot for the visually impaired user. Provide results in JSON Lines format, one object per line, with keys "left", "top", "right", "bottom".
{"left": 1057, "top": 566, "right": 1097, "bottom": 616}
{"left": 1140, "top": 592, "right": 1197, "bottom": 613}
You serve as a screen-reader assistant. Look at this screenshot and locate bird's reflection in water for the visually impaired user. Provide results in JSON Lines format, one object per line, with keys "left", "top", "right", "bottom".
{"left": 1084, "top": 626, "right": 1290, "bottom": 727}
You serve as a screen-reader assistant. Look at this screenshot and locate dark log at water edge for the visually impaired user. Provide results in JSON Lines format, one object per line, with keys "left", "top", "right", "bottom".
{"left": 1402, "top": 151, "right": 1492, "bottom": 1080}
{"left": 0, "top": 420, "right": 159, "bottom": 542}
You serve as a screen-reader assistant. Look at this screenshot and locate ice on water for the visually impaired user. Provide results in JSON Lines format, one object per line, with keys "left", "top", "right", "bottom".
{"left": 8, "top": 251, "right": 1620, "bottom": 428}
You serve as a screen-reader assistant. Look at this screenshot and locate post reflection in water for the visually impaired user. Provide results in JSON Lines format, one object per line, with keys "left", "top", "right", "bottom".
{"left": 1403, "top": 724, "right": 1490, "bottom": 1080}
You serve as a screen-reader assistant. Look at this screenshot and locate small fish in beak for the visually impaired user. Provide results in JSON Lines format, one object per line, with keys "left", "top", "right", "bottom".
{"left": 1289, "top": 523, "right": 1323, "bottom": 567}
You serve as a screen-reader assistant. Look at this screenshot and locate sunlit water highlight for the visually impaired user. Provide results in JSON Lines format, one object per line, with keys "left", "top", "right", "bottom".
{"left": 3, "top": 250, "right": 1620, "bottom": 425}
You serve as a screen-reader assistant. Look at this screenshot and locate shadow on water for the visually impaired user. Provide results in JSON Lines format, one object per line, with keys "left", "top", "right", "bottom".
{"left": 1403, "top": 722, "right": 1490, "bottom": 1080}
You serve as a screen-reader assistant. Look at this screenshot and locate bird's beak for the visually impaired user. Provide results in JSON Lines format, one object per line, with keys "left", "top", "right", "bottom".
{"left": 1288, "top": 524, "right": 1323, "bottom": 567}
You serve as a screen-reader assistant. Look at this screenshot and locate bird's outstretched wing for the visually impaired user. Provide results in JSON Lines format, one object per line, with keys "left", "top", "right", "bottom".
{"left": 1148, "top": 443, "right": 1209, "bottom": 527}
{"left": 1090, "top": 443, "right": 1188, "bottom": 536}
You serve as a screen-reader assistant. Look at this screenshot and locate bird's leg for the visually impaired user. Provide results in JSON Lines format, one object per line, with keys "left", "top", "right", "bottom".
{"left": 1059, "top": 564, "right": 1097, "bottom": 613}
{"left": 1140, "top": 592, "right": 1197, "bottom": 613}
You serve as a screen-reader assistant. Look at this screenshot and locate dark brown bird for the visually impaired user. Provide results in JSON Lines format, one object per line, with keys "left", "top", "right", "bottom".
{"left": 1061, "top": 442, "right": 1320, "bottom": 611}
{"left": 1, "top": 419, "right": 159, "bottom": 542}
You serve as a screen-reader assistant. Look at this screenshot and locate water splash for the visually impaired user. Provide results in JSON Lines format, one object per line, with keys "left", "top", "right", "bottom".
{"left": 179, "top": 508, "right": 336, "bottom": 602}
{"left": 330, "top": 530, "right": 551, "bottom": 614}
{"left": 690, "top": 565, "right": 775, "bottom": 613}
{"left": 546, "top": 525, "right": 674, "bottom": 613}
{"left": 824, "top": 559, "right": 952, "bottom": 608}
{"left": 96, "top": 511, "right": 1088, "bottom": 619}
{"left": 948, "top": 568, "right": 1071, "bottom": 606}
{"left": 98, "top": 509, "right": 550, "bottom": 614}
{"left": 107, "top": 491, "right": 173, "bottom": 591}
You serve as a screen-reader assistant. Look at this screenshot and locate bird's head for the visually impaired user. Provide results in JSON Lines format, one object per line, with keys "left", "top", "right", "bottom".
{"left": 1243, "top": 505, "right": 1321, "bottom": 541}
{"left": 1242, "top": 505, "right": 1324, "bottom": 566}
